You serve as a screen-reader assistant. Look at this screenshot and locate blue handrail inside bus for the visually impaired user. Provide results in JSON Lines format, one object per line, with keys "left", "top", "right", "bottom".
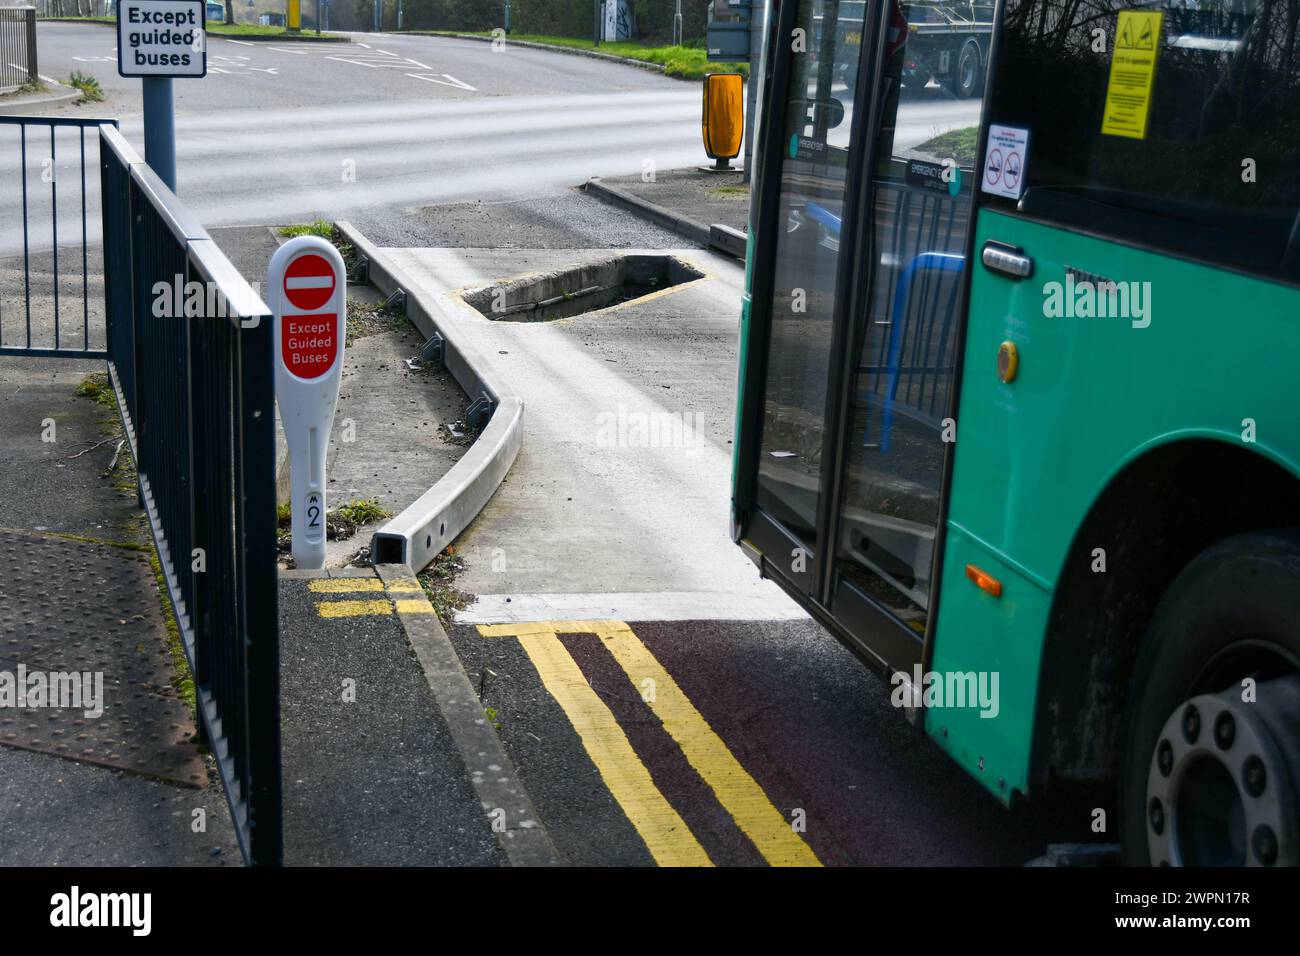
{"left": 878, "top": 251, "right": 966, "bottom": 453}
{"left": 804, "top": 201, "right": 842, "bottom": 237}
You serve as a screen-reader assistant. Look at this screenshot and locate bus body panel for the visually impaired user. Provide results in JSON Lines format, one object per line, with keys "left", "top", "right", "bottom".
{"left": 926, "top": 208, "right": 1300, "bottom": 802}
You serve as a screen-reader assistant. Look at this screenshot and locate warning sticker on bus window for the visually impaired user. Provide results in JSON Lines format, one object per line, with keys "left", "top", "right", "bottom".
{"left": 1102, "top": 10, "right": 1164, "bottom": 139}
{"left": 980, "top": 124, "right": 1030, "bottom": 201}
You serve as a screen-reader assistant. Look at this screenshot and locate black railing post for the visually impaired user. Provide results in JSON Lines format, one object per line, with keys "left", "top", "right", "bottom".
{"left": 238, "top": 313, "right": 283, "bottom": 867}
{"left": 25, "top": 7, "right": 37, "bottom": 86}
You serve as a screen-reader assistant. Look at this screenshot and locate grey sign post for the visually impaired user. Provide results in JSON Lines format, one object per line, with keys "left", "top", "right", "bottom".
{"left": 116, "top": 0, "right": 207, "bottom": 192}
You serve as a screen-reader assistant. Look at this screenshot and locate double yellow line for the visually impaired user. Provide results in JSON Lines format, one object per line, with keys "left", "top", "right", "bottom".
{"left": 310, "top": 576, "right": 430, "bottom": 617}
{"left": 477, "top": 620, "right": 821, "bottom": 868}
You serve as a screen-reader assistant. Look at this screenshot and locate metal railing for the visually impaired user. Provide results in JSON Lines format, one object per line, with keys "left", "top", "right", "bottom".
{"left": 860, "top": 178, "right": 969, "bottom": 440}
{"left": 100, "top": 125, "right": 283, "bottom": 866}
{"left": 0, "top": 116, "right": 111, "bottom": 357}
{"left": 0, "top": 6, "right": 36, "bottom": 94}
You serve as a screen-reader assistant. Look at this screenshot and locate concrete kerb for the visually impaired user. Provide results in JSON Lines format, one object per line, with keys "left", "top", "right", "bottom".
{"left": 582, "top": 177, "right": 713, "bottom": 247}
{"left": 374, "top": 563, "right": 562, "bottom": 866}
{"left": 334, "top": 221, "right": 523, "bottom": 574}
{"left": 582, "top": 179, "right": 748, "bottom": 260}
{"left": 403, "top": 31, "right": 670, "bottom": 76}
{"left": 0, "top": 81, "right": 81, "bottom": 113}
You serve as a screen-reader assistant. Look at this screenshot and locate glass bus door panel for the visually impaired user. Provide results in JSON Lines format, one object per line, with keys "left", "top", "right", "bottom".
{"left": 753, "top": 0, "right": 867, "bottom": 583}
{"left": 831, "top": 8, "right": 985, "bottom": 635}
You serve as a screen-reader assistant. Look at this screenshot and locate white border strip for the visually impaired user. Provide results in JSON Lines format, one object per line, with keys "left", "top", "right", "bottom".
{"left": 457, "top": 591, "right": 809, "bottom": 625}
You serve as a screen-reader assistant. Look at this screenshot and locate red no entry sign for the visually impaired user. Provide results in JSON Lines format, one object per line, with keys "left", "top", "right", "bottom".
{"left": 283, "top": 253, "right": 337, "bottom": 311}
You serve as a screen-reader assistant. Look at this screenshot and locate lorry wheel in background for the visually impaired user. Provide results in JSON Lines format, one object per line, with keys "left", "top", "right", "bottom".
{"left": 954, "top": 39, "right": 984, "bottom": 98}
{"left": 1119, "top": 529, "right": 1300, "bottom": 866}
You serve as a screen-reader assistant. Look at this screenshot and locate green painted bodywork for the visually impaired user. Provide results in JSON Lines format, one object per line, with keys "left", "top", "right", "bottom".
{"left": 925, "top": 209, "right": 1300, "bottom": 802}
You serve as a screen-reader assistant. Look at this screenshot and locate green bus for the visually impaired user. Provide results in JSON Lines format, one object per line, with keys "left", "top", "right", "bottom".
{"left": 733, "top": 0, "right": 1300, "bottom": 866}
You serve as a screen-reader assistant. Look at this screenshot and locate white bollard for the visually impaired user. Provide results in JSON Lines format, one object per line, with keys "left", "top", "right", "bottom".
{"left": 267, "top": 236, "right": 347, "bottom": 570}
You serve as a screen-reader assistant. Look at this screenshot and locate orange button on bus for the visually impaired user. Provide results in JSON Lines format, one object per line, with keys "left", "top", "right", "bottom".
{"left": 997, "top": 341, "right": 1019, "bottom": 382}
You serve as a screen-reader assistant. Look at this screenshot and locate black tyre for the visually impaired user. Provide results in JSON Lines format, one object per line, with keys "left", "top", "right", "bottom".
{"left": 954, "top": 40, "right": 983, "bottom": 99}
{"left": 1120, "top": 529, "right": 1300, "bottom": 866}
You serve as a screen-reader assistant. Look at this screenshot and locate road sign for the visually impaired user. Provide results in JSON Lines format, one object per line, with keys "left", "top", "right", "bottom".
{"left": 117, "top": 0, "right": 208, "bottom": 78}
{"left": 267, "top": 237, "right": 347, "bottom": 570}
{"left": 284, "top": 254, "right": 337, "bottom": 311}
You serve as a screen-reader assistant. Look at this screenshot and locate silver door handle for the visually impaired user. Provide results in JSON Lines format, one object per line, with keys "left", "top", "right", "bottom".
{"left": 981, "top": 242, "right": 1033, "bottom": 279}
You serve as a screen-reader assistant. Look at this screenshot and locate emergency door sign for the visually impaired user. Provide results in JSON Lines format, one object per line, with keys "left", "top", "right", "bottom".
{"left": 268, "top": 237, "right": 347, "bottom": 570}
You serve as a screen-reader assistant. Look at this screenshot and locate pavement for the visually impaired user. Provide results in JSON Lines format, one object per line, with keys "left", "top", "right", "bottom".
{"left": 0, "top": 78, "right": 82, "bottom": 114}
{"left": 590, "top": 166, "right": 751, "bottom": 236}
{"left": 277, "top": 567, "right": 507, "bottom": 866}
{"left": 0, "top": 356, "right": 243, "bottom": 866}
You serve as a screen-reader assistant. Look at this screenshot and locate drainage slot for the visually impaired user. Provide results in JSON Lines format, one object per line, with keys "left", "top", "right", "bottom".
{"left": 463, "top": 254, "right": 703, "bottom": 322}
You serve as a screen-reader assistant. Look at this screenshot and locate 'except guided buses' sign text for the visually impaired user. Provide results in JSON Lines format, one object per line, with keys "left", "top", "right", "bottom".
{"left": 117, "top": 0, "right": 208, "bottom": 78}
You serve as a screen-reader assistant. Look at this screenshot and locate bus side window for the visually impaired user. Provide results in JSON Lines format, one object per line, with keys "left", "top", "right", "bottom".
{"left": 988, "top": 0, "right": 1300, "bottom": 282}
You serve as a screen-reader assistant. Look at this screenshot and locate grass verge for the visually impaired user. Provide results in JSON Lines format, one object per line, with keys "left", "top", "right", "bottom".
{"left": 410, "top": 31, "right": 748, "bottom": 80}
{"left": 915, "top": 126, "right": 980, "bottom": 166}
{"left": 43, "top": 16, "right": 345, "bottom": 40}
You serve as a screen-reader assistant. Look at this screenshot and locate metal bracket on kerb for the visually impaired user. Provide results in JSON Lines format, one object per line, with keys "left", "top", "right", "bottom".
{"left": 348, "top": 255, "right": 369, "bottom": 285}
{"left": 465, "top": 392, "right": 495, "bottom": 431}
{"left": 420, "top": 331, "right": 445, "bottom": 367}
{"left": 383, "top": 287, "right": 407, "bottom": 315}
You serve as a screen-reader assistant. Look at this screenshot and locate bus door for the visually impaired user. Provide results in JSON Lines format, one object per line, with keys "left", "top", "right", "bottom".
{"left": 745, "top": 0, "right": 871, "bottom": 597}
{"left": 743, "top": 0, "right": 990, "bottom": 674}
{"left": 823, "top": 2, "right": 989, "bottom": 670}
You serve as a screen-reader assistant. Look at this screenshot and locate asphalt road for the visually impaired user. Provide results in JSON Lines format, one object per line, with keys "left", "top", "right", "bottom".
{"left": 4, "top": 24, "right": 982, "bottom": 257}
{"left": 3, "top": 25, "right": 707, "bottom": 256}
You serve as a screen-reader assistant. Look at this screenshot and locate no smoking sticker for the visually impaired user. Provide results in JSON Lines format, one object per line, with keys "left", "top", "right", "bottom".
{"left": 981, "top": 124, "right": 1030, "bottom": 201}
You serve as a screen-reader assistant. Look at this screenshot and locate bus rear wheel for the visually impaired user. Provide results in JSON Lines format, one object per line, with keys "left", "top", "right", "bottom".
{"left": 1120, "top": 529, "right": 1300, "bottom": 866}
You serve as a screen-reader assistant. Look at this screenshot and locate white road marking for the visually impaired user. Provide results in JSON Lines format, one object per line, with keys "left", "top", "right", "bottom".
{"left": 249, "top": 67, "right": 280, "bottom": 75}
{"left": 225, "top": 39, "right": 255, "bottom": 46}
{"left": 457, "top": 593, "right": 809, "bottom": 625}
{"left": 408, "top": 73, "right": 477, "bottom": 91}
{"left": 267, "top": 46, "right": 309, "bottom": 55}
{"left": 357, "top": 42, "right": 371, "bottom": 48}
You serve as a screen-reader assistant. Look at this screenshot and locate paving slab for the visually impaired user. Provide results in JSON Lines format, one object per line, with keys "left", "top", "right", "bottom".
{"left": 0, "top": 361, "right": 239, "bottom": 866}
{"left": 593, "top": 167, "right": 750, "bottom": 234}
{"left": 378, "top": 246, "right": 802, "bottom": 622}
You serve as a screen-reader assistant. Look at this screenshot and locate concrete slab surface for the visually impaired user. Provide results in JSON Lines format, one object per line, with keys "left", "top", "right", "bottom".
{"left": 381, "top": 246, "right": 803, "bottom": 623}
